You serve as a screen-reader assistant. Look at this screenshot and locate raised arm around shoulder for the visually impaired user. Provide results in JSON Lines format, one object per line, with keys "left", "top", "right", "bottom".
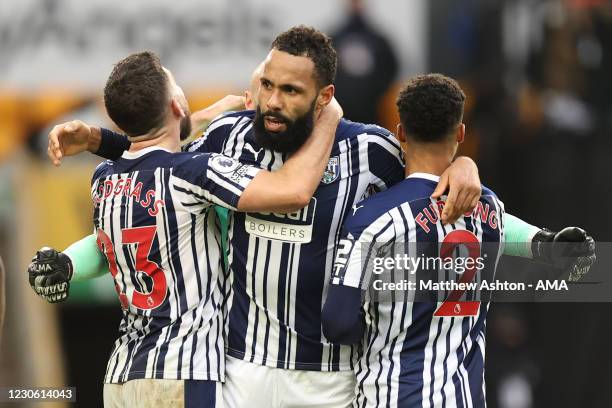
{"left": 236, "top": 99, "right": 342, "bottom": 213}
{"left": 431, "top": 156, "right": 481, "bottom": 224}
{"left": 47, "top": 120, "right": 131, "bottom": 164}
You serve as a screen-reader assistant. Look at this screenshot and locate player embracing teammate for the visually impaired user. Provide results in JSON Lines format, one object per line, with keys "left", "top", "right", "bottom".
{"left": 29, "top": 27, "right": 594, "bottom": 408}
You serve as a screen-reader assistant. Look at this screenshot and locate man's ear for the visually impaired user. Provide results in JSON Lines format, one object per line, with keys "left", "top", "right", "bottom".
{"left": 171, "top": 98, "right": 186, "bottom": 118}
{"left": 397, "top": 123, "right": 407, "bottom": 143}
{"left": 317, "top": 84, "right": 335, "bottom": 108}
{"left": 245, "top": 90, "right": 255, "bottom": 110}
{"left": 456, "top": 123, "right": 465, "bottom": 144}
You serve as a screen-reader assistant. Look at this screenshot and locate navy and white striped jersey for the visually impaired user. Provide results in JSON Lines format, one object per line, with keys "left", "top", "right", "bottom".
{"left": 91, "top": 146, "right": 260, "bottom": 384}
{"left": 326, "top": 173, "right": 505, "bottom": 407}
{"left": 186, "top": 110, "right": 404, "bottom": 371}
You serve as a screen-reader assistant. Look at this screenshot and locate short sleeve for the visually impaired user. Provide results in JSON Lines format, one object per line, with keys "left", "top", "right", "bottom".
{"left": 366, "top": 130, "right": 404, "bottom": 192}
{"left": 172, "top": 153, "right": 261, "bottom": 211}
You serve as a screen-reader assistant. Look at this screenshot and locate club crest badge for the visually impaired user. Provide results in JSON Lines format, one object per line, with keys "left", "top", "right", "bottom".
{"left": 321, "top": 156, "right": 340, "bottom": 184}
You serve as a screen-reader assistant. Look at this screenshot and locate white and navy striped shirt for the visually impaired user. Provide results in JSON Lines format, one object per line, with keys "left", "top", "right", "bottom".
{"left": 92, "top": 146, "right": 259, "bottom": 383}
{"left": 324, "top": 174, "right": 505, "bottom": 407}
{"left": 186, "top": 110, "right": 404, "bottom": 371}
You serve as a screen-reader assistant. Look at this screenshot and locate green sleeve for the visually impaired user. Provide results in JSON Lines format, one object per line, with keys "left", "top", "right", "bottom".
{"left": 502, "top": 213, "right": 540, "bottom": 258}
{"left": 214, "top": 206, "right": 230, "bottom": 270}
{"left": 63, "top": 234, "right": 109, "bottom": 282}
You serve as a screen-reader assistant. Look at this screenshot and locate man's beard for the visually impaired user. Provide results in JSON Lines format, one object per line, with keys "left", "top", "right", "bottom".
{"left": 180, "top": 106, "right": 192, "bottom": 141}
{"left": 253, "top": 101, "right": 316, "bottom": 154}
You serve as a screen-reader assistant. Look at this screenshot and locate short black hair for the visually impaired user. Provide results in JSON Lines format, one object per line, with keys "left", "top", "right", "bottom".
{"left": 104, "top": 51, "right": 169, "bottom": 136}
{"left": 396, "top": 74, "right": 465, "bottom": 142}
{"left": 271, "top": 25, "right": 337, "bottom": 87}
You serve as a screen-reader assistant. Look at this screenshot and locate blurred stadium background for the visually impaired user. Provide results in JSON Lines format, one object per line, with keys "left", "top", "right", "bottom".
{"left": 0, "top": 0, "right": 611, "bottom": 407}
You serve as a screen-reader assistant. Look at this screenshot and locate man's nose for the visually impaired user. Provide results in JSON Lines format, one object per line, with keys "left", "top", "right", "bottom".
{"left": 266, "top": 90, "right": 283, "bottom": 111}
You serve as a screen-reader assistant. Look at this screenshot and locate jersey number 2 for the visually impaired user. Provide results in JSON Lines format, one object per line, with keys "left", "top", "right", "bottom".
{"left": 97, "top": 226, "right": 168, "bottom": 310}
{"left": 434, "top": 229, "right": 481, "bottom": 317}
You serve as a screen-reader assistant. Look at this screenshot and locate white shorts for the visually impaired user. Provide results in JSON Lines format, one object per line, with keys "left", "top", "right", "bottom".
{"left": 103, "top": 378, "right": 223, "bottom": 408}
{"left": 223, "top": 355, "right": 355, "bottom": 408}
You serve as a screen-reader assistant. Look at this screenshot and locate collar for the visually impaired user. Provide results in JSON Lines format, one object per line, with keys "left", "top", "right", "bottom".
{"left": 121, "top": 146, "right": 173, "bottom": 160}
{"left": 406, "top": 172, "right": 441, "bottom": 182}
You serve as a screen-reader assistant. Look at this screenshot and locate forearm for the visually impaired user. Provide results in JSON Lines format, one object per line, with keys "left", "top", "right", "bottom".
{"left": 322, "top": 286, "right": 365, "bottom": 345}
{"left": 63, "top": 234, "right": 109, "bottom": 282}
{"left": 276, "top": 117, "right": 337, "bottom": 200}
{"left": 502, "top": 213, "right": 540, "bottom": 258}
{"left": 87, "top": 126, "right": 102, "bottom": 153}
{"left": 236, "top": 116, "right": 338, "bottom": 213}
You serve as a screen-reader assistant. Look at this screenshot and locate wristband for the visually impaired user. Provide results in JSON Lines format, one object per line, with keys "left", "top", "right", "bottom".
{"left": 97, "top": 128, "right": 131, "bottom": 160}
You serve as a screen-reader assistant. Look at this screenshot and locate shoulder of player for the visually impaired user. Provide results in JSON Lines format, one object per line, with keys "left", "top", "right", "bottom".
{"left": 344, "top": 191, "right": 401, "bottom": 237}
{"left": 170, "top": 151, "right": 214, "bottom": 168}
{"left": 205, "top": 109, "right": 253, "bottom": 133}
{"left": 186, "top": 110, "right": 254, "bottom": 152}
{"left": 357, "top": 178, "right": 445, "bottom": 218}
{"left": 171, "top": 152, "right": 249, "bottom": 176}
{"left": 92, "top": 159, "right": 114, "bottom": 178}
{"left": 336, "top": 119, "right": 395, "bottom": 143}
{"left": 480, "top": 184, "right": 496, "bottom": 198}
{"left": 90, "top": 159, "right": 115, "bottom": 185}
{"left": 480, "top": 184, "right": 504, "bottom": 208}
{"left": 212, "top": 109, "right": 253, "bottom": 122}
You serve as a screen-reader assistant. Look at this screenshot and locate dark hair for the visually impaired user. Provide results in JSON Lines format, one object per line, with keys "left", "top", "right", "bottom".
{"left": 271, "top": 25, "right": 337, "bottom": 87}
{"left": 104, "top": 51, "right": 169, "bottom": 136}
{"left": 396, "top": 74, "right": 466, "bottom": 142}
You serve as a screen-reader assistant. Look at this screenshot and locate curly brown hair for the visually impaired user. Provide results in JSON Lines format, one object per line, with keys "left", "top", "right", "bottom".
{"left": 104, "top": 51, "right": 169, "bottom": 136}
{"left": 396, "top": 74, "right": 465, "bottom": 142}
{"left": 271, "top": 25, "right": 337, "bottom": 87}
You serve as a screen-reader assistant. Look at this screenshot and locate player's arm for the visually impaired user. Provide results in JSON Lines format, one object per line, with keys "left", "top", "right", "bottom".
{"left": 47, "top": 96, "right": 244, "bottom": 165}
{"left": 322, "top": 234, "right": 367, "bottom": 345}
{"left": 431, "top": 156, "right": 481, "bottom": 224}
{"left": 176, "top": 100, "right": 342, "bottom": 214}
{"left": 367, "top": 131, "right": 481, "bottom": 224}
{"left": 236, "top": 99, "right": 342, "bottom": 212}
{"left": 322, "top": 286, "right": 364, "bottom": 345}
{"left": 502, "top": 213, "right": 596, "bottom": 281}
{"left": 27, "top": 235, "right": 109, "bottom": 303}
{"left": 47, "top": 121, "right": 128, "bottom": 164}
{"left": 322, "top": 210, "right": 393, "bottom": 345}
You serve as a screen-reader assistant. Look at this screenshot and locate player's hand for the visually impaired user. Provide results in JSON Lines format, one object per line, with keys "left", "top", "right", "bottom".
{"left": 27, "top": 247, "right": 73, "bottom": 303}
{"left": 47, "top": 120, "right": 92, "bottom": 166}
{"left": 318, "top": 97, "right": 343, "bottom": 123}
{"left": 432, "top": 156, "right": 481, "bottom": 224}
{"left": 532, "top": 227, "right": 596, "bottom": 281}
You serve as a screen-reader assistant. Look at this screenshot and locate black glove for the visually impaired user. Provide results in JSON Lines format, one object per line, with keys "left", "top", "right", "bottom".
{"left": 27, "top": 247, "right": 73, "bottom": 303}
{"left": 532, "top": 227, "right": 596, "bottom": 281}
